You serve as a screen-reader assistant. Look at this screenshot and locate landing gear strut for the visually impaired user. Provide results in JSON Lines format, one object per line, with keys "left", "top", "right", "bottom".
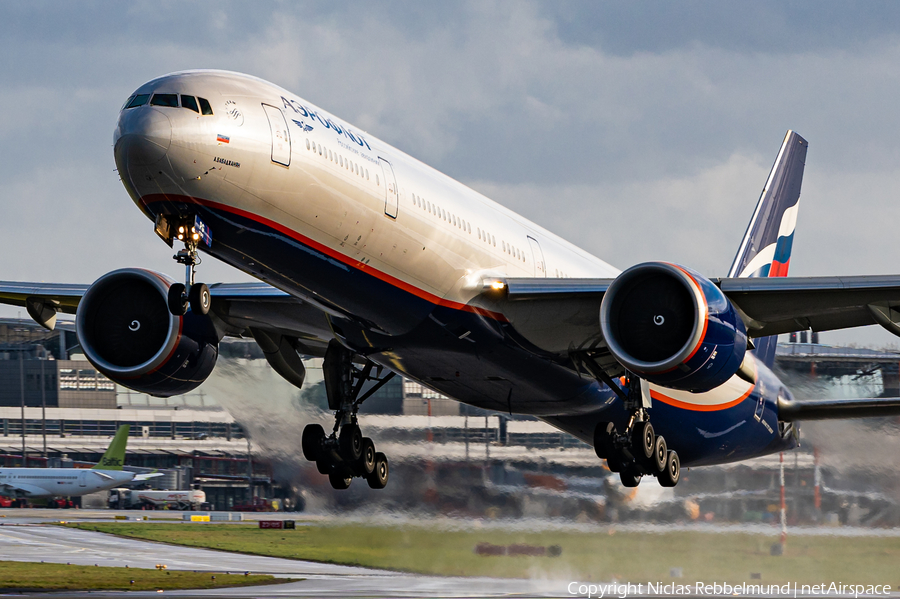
{"left": 301, "top": 341, "right": 395, "bottom": 490}
{"left": 164, "top": 217, "right": 210, "bottom": 316}
{"left": 589, "top": 371, "right": 681, "bottom": 488}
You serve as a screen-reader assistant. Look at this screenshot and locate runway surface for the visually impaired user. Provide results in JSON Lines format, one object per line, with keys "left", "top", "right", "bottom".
{"left": 0, "top": 521, "right": 564, "bottom": 598}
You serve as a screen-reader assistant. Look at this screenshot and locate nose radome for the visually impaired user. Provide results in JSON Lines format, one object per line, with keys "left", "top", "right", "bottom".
{"left": 114, "top": 107, "right": 172, "bottom": 166}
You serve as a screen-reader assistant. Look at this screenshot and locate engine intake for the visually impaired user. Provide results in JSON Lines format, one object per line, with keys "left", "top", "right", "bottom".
{"left": 599, "top": 262, "right": 748, "bottom": 393}
{"left": 76, "top": 269, "right": 218, "bottom": 397}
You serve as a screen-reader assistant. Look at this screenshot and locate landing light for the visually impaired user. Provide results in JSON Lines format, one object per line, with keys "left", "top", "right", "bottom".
{"left": 491, "top": 281, "right": 505, "bottom": 291}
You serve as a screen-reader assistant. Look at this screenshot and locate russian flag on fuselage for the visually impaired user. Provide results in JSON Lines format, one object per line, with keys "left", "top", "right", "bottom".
{"left": 728, "top": 130, "right": 808, "bottom": 366}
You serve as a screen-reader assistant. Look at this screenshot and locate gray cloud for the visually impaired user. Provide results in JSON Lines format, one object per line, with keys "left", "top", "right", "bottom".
{"left": 2, "top": 1, "right": 900, "bottom": 346}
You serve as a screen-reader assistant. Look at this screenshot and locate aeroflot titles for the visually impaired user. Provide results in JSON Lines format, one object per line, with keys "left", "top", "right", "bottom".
{"left": 281, "top": 96, "right": 372, "bottom": 150}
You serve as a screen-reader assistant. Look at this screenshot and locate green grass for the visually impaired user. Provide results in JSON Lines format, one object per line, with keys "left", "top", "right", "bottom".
{"left": 66, "top": 521, "right": 900, "bottom": 585}
{"left": 0, "top": 561, "right": 278, "bottom": 591}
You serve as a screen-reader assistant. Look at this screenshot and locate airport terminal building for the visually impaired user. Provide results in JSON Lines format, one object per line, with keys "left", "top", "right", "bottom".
{"left": 1, "top": 318, "right": 897, "bottom": 524}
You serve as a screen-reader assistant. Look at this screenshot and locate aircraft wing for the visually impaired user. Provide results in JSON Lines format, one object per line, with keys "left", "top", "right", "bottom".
{"left": 0, "top": 482, "right": 46, "bottom": 497}
{"left": 0, "top": 280, "right": 334, "bottom": 355}
{"left": 476, "top": 275, "right": 900, "bottom": 354}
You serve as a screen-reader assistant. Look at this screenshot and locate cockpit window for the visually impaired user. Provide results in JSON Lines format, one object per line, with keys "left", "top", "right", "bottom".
{"left": 126, "top": 94, "right": 150, "bottom": 109}
{"left": 198, "top": 97, "right": 213, "bottom": 116}
{"left": 150, "top": 93, "right": 178, "bottom": 108}
{"left": 181, "top": 95, "right": 199, "bottom": 113}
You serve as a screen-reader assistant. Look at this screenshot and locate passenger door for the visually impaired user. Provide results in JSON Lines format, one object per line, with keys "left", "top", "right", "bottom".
{"left": 527, "top": 236, "right": 546, "bottom": 277}
{"left": 78, "top": 471, "right": 87, "bottom": 488}
{"left": 262, "top": 104, "right": 291, "bottom": 167}
{"left": 379, "top": 158, "right": 399, "bottom": 219}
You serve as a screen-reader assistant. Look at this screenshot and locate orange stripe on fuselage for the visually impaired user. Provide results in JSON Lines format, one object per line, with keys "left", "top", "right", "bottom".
{"left": 650, "top": 384, "right": 755, "bottom": 412}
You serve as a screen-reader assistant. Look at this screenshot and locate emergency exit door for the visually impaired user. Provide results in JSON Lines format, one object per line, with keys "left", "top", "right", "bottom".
{"left": 379, "top": 158, "right": 399, "bottom": 218}
{"left": 262, "top": 104, "right": 291, "bottom": 167}
{"left": 527, "top": 236, "right": 546, "bottom": 277}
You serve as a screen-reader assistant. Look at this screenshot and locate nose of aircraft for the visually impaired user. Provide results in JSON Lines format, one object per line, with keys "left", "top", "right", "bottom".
{"left": 114, "top": 107, "right": 172, "bottom": 167}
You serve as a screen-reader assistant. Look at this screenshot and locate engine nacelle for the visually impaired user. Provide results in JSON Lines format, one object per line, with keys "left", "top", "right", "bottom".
{"left": 599, "top": 262, "right": 748, "bottom": 393}
{"left": 76, "top": 269, "right": 218, "bottom": 397}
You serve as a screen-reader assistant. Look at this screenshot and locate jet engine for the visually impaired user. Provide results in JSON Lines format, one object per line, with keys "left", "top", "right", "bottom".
{"left": 599, "top": 262, "right": 748, "bottom": 393}
{"left": 76, "top": 269, "right": 218, "bottom": 397}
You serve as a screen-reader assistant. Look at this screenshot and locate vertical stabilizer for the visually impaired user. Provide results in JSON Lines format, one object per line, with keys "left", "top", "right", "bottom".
{"left": 93, "top": 425, "right": 129, "bottom": 470}
{"left": 729, "top": 131, "right": 807, "bottom": 367}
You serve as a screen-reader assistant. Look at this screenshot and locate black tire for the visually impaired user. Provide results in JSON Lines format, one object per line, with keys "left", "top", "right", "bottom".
{"left": 316, "top": 458, "right": 330, "bottom": 475}
{"left": 652, "top": 435, "right": 667, "bottom": 474}
{"left": 301, "top": 424, "right": 325, "bottom": 462}
{"left": 339, "top": 423, "right": 363, "bottom": 462}
{"left": 328, "top": 472, "right": 352, "bottom": 490}
{"left": 593, "top": 422, "right": 612, "bottom": 459}
{"left": 659, "top": 450, "right": 681, "bottom": 487}
{"left": 367, "top": 452, "right": 389, "bottom": 489}
{"left": 357, "top": 437, "right": 376, "bottom": 476}
{"left": 632, "top": 421, "right": 655, "bottom": 462}
{"left": 620, "top": 468, "right": 642, "bottom": 488}
{"left": 189, "top": 283, "right": 211, "bottom": 315}
{"left": 167, "top": 283, "right": 187, "bottom": 316}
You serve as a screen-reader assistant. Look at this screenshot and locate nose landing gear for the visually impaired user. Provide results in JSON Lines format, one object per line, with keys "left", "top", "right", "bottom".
{"left": 301, "top": 341, "right": 395, "bottom": 490}
{"left": 156, "top": 214, "right": 212, "bottom": 316}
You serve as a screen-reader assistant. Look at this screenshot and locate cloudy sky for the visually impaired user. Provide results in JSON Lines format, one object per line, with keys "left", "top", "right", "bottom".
{"left": 2, "top": 1, "right": 900, "bottom": 345}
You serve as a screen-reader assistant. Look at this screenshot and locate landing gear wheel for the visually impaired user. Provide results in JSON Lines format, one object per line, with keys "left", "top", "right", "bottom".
{"left": 328, "top": 472, "right": 352, "bottom": 490}
{"left": 632, "top": 421, "right": 655, "bottom": 465}
{"left": 620, "top": 468, "right": 642, "bottom": 488}
{"left": 339, "top": 424, "right": 363, "bottom": 462}
{"left": 593, "top": 422, "right": 611, "bottom": 459}
{"left": 302, "top": 424, "right": 325, "bottom": 461}
{"left": 167, "top": 283, "right": 187, "bottom": 316}
{"left": 596, "top": 423, "right": 624, "bottom": 472}
{"left": 652, "top": 435, "right": 668, "bottom": 474}
{"left": 659, "top": 450, "right": 681, "bottom": 487}
{"left": 315, "top": 459, "right": 331, "bottom": 475}
{"left": 189, "top": 283, "right": 211, "bottom": 315}
{"left": 357, "top": 437, "right": 376, "bottom": 476}
{"left": 367, "top": 452, "right": 389, "bottom": 489}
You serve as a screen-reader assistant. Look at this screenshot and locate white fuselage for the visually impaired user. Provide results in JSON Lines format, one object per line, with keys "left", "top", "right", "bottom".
{"left": 0, "top": 468, "right": 136, "bottom": 498}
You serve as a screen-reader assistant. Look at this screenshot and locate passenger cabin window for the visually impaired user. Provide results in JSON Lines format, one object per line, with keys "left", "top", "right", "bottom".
{"left": 150, "top": 93, "right": 178, "bottom": 108}
{"left": 125, "top": 94, "right": 150, "bottom": 109}
{"left": 198, "top": 97, "right": 214, "bottom": 115}
{"left": 181, "top": 95, "right": 200, "bottom": 113}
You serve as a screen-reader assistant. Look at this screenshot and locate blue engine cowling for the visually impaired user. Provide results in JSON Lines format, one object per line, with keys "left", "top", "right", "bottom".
{"left": 75, "top": 268, "right": 219, "bottom": 397}
{"left": 599, "top": 262, "right": 748, "bottom": 393}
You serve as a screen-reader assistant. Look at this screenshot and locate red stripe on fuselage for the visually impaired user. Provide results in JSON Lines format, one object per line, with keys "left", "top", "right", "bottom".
{"left": 138, "top": 194, "right": 509, "bottom": 322}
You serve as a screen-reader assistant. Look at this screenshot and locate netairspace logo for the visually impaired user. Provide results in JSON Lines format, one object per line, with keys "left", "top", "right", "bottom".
{"left": 567, "top": 581, "right": 894, "bottom": 598}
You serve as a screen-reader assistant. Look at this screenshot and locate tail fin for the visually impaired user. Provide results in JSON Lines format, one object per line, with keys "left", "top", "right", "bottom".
{"left": 729, "top": 130, "right": 808, "bottom": 367}
{"left": 93, "top": 425, "right": 130, "bottom": 470}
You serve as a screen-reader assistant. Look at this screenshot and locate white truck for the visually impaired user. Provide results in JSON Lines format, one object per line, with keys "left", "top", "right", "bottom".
{"left": 109, "top": 487, "right": 207, "bottom": 511}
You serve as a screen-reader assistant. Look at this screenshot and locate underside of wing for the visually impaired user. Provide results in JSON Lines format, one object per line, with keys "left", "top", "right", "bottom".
{"left": 718, "top": 275, "right": 900, "bottom": 338}
{"left": 473, "top": 273, "right": 900, "bottom": 361}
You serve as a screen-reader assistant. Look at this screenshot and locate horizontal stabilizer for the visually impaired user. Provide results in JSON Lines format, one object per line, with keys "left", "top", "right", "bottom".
{"left": 133, "top": 472, "right": 164, "bottom": 481}
{"left": 778, "top": 396, "right": 900, "bottom": 420}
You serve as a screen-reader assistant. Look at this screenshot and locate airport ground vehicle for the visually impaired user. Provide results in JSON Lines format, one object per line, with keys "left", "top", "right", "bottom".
{"left": 109, "top": 487, "right": 207, "bottom": 510}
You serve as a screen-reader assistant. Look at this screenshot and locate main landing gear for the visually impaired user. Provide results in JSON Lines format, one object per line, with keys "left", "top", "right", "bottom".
{"left": 301, "top": 341, "right": 395, "bottom": 490}
{"left": 589, "top": 374, "right": 681, "bottom": 488}
{"left": 165, "top": 218, "right": 211, "bottom": 317}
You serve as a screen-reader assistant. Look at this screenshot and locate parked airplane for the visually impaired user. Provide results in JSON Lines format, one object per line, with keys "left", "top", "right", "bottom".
{"left": 2, "top": 70, "right": 900, "bottom": 491}
{"left": 0, "top": 425, "right": 159, "bottom": 500}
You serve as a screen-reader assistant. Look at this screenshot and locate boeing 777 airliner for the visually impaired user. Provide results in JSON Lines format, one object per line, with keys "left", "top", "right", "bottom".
{"left": 3, "top": 70, "right": 900, "bottom": 490}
